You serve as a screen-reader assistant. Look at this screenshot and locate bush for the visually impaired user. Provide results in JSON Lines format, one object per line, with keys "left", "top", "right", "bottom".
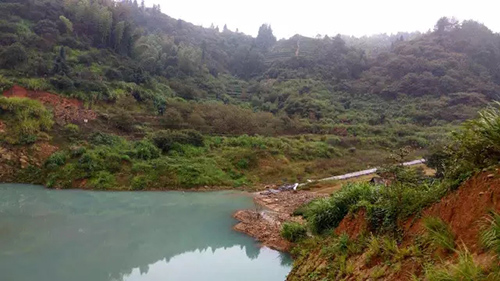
{"left": 90, "top": 132, "right": 122, "bottom": 146}
{"left": 304, "top": 179, "right": 447, "bottom": 234}
{"left": 88, "top": 171, "right": 116, "bottom": 189}
{"left": 305, "top": 183, "right": 374, "bottom": 234}
{"left": 131, "top": 175, "right": 149, "bottom": 190}
{"left": 78, "top": 151, "right": 103, "bottom": 175}
{"left": 281, "top": 222, "right": 307, "bottom": 242}
{"left": 433, "top": 102, "right": 500, "bottom": 184}
{"left": 45, "top": 151, "right": 68, "bottom": 169}
{"left": 133, "top": 140, "right": 160, "bottom": 160}
{"left": 151, "top": 129, "right": 204, "bottom": 153}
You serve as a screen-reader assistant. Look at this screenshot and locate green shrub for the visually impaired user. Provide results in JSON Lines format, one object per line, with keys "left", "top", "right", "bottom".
{"left": 423, "top": 216, "right": 455, "bottom": 252}
{"left": 64, "top": 123, "right": 80, "bottom": 135}
{"left": 151, "top": 129, "right": 204, "bottom": 152}
{"left": 45, "top": 151, "right": 68, "bottom": 169}
{"left": 133, "top": 140, "right": 160, "bottom": 160}
{"left": 0, "top": 75, "right": 13, "bottom": 92}
{"left": 281, "top": 222, "right": 307, "bottom": 242}
{"left": 89, "top": 132, "right": 122, "bottom": 146}
{"left": 432, "top": 102, "right": 500, "bottom": 184}
{"left": 131, "top": 175, "right": 149, "bottom": 190}
{"left": 305, "top": 183, "right": 373, "bottom": 234}
{"left": 88, "top": 171, "right": 116, "bottom": 189}
{"left": 78, "top": 151, "right": 103, "bottom": 175}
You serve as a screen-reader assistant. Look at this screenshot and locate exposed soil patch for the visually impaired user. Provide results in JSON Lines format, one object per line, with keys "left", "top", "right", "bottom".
{"left": 0, "top": 142, "right": 58, "bottom": 181}
{"left": 233, "top": 190, "right": 324, "bottom": 251}
{"left": 335, "top": 208, "right": 368, "bottom": 238}
{"left": 2, "top": 85, "right": 96, "bottom": 125}
{"left": 405, "top": 170, "right": 500, "bottom": 251}
{"left": 233, "top": 210, "right": 292, "bottom": 252}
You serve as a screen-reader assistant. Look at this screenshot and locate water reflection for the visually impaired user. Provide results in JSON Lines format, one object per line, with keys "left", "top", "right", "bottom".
{"left": 0, "top": 184, "right": 291, "bottom": 281}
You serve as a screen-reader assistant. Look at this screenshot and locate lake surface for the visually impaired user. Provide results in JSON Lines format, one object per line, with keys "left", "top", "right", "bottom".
{"left": 0, "top": 184, "right": 291, "bottom": 281}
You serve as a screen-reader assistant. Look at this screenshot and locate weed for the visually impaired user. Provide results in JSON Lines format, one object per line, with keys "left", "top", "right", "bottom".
{"left": 423, "top": 216, "right": 455, "bottom": 252}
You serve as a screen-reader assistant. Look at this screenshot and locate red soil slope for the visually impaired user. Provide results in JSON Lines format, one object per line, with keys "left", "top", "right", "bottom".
{"left": 2, "top": 85, "right": 96, "bottom": 124}
{"left": 335, "top": 170, "right": 500, "bottom": 252}
{"left": 405, "top": 170, "right": 500, "bottom": 251}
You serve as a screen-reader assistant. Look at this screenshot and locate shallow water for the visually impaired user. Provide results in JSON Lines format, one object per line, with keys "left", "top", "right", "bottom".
{"left": 0, "top": 184, "right": 291, "bottom": 281}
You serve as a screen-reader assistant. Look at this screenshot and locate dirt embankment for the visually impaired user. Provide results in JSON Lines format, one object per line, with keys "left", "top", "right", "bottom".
{"left": 288, "top": 171, "right": 500, "bottom": 280}
{"left": 404, "top": 170, "right": 500, "bottom": 251}
{"left": 233, "top": 190, "right": 324, "bottom": 251}
{"left": 2, "top": 85, "right": 96, "bottom": 124}
{"left": 335, "top": 170, "right": 500, "bottom": 251}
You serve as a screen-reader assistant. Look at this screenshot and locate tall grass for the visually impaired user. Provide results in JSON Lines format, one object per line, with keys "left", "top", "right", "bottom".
{"left": 424, "top": 250, "right": 487, "bottom": 281}
{"left": 423, "top": 216, "right": 455, "bottom": 252}
{"left": 480, "top": 212, "right": 500, "bottom": 255}
{"left": 0, "top": 97, "right": 54, "bottom": 144}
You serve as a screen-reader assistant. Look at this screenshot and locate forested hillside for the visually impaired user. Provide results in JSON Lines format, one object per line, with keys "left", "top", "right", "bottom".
{"left": 1, "top": 0, "right": 500, "bottom": 189}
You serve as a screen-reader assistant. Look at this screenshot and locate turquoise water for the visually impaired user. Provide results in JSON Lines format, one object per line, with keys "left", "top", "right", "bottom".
{"left": 0, "top": 184, "right": 291, "bottom": 281}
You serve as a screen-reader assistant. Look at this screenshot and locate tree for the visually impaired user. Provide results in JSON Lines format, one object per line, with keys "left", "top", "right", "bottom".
{"left": 59, "top": 15, "right": 73, "bottom": 34}
{"left": 256, "top": 24, "right": 276, "bottom": 52}
{"left": 0, "top": 43, "right": 27, "bottom": 69}
{"left": 52, "top": 46, "right": 70, "bottom": 75}
{"left": 434, "top": 17, "right": 458, "bottom": 33}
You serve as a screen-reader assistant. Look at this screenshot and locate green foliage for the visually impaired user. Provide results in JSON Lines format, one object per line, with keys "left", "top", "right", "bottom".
{"left": 131, "top": 175, "right": 149, "bottom": 190}
{"left": 304, "top": 171, "right": 447, "bottom": 234}
{"left": 423, "top": 216, "right": 455, "bottom": 252}
{"left": 88, "top": 171, "right": 116, "bottom": 189}
{"left": 45, "top": 151, "right": 68, "bottom": 169}
{"left": 64, "top": 123, "right": 79, "bottom": 135}
{"left": 428, "top": 102, "right": 500, "bottom": 186}
{"left": 0, "top": 43, "right": 27, "bottom": 69}
{"left": 133, "top": 140, "right": 160, "bottom": 160}
{"left": 480, "top": 212, "right": 500, "bottom": 255}
{"left": 151, "top": 129, "right": 204, "bottom": 153}
{"left": 0, "top": 97, "right": 54, "bottom": 144}
{"left": 90, "top": 132, "right": 123, "bottom": 146}
{"left": 281, "top": 222, "right": 307, "bottom": 242}
{"left": 305, "top": 183, "right": 373, "bottom": 234}
{"left": 424, "top": 250, "right": 488, "bottom": 281}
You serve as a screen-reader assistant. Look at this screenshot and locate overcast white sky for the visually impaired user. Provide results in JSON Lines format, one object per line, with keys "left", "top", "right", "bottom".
{"left": 144, "top": 0, "right": 499, "bottom": 39}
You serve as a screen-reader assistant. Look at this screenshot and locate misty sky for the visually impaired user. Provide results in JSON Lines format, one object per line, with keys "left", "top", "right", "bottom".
{"left": 144, "top": 0, "right": 499, "bottom": 39}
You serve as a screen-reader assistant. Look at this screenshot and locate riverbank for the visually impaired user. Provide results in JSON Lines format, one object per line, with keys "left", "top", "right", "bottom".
{"left": 233, "top": 189, "right": 325, "bottom": 251}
